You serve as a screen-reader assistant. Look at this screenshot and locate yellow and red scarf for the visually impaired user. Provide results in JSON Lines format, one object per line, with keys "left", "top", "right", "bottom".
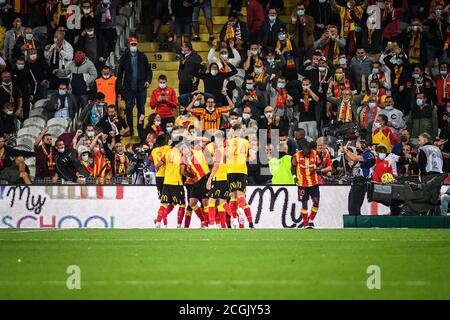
{"left": 276, "top": 38, "right": 295, "bottom": 69}
{"left": 276, "top": 89, "right": 287, "bottom": 109}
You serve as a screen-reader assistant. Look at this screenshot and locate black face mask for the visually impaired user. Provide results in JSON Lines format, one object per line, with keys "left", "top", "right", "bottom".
{"left": 400, "top": 136, "right": 408, "bottom": 143}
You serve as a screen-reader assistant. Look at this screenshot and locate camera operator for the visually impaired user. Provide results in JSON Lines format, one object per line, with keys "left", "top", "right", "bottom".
{"left": 127, "top": 143, "right": 153, "bottom": 185}
{"left": 414, "top": 133, "right": 444, "bottom": 182}
{"left": 54, "top": 139, "right": 90, "bottom": 183}
{"left": 342, "top": 139, "right": 375, "bottom": 215}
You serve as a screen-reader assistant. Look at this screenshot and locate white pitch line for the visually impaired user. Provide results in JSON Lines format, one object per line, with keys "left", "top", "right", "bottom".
{"left": 0, "top": 279, "right": 442, "bottom": 287}
{"left": 0, "top": 238, "right": 449, "bottom": 242}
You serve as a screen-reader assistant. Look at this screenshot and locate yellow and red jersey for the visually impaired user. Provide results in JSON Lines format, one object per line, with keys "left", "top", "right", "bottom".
{"left": 187, "top": 144, "right": 210, "bottom": 183}
{"left": 213, "top": 146, "right": 228, "bottom": 181}
{"left": 150, "top": 145, "right": 172, "bottom": 177}
{"left": 191, "top": 107, "right": 229, "bottom": 132}
{"left": 292, "top": 150, "right": 322, "bottom": 187}
{"left": 162, "top": 147, "right": 186, "bottom": 185}
{"left": 226, "top": 137, "right": 249, "bottom": 175}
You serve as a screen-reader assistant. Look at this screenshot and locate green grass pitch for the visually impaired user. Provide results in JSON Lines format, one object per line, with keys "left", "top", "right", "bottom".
{"left": 0, "top": 229, "right": 449, "bottom": 299}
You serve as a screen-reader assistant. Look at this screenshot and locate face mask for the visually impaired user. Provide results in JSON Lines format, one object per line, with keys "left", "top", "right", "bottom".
{"left": 246, "top": 84, "right": 254, "bottom": 90}
{"left": 102, "top": 74, "right": 111, "bottom": 79}
{"left": 102, "top": 0, "right": 110, "bottom": 5}
{"left": 374, "top": 122, "right": 381, "bottom": 128}
{"left": 130, "top": 46, "right": 138, "bottom": 53}
{"left": 242, "top": 113, "right": 251, "bottom": 120}
{"left": 278, "top": 34, "right": 286, "bottom": 41}
{"left": 62, "top": 0, "right": 70, "bottom": 5}
{"left": 339, "top": 58, "right": 347, "bottom": 66}
{"left": 254, "top": 67, "right": 262, "bottom": 75}
{"left": 86, "top": 131, "right": 95, "bottom": 138}
{"left": 396, "top": 59, "right": 402, "bottom": 65}
{"left": 335, "top": 74, "right": 343, "bottom": 81}
{"left": 412, "top": 26, "right": 419, "bottom": 32}
{"left": 57, "top": 147, "right": 65, "bottom": 153}
{"left": 416, "top": 98, "right": 424, "bottom": 106}
{"left": 193, "top": 100, "right": 200, "bottom": 107}
{"left": 251, "top": 50, "right": 258, "bottom": 56}
{"left": 347, "top": 2, "right": 352, "bottom": 9}
{"left": 82, "top": 154, "right": 89, "bottom": 162}
{"left": 302, "top": 85, "right": 310, "bottom": 91}
{"left": 29, "top": 54, "right": 37, "bottom": 61}
{"left": 59, "top": 89, "right": 67, "bottom": 96}
{"left": 412, "top": 73, "right": 420, "bottom": 79}
{"left": 166, "top": 127, "right": 173, "bottom": 134}
{"left": 385, "top": 105, "right": 394, "bottom": 110}
{"left": 154, "top": 121, "right": 161, "bottom": 127}
{"left": 297, "top": 10, "right": 304, "bottom": 16}
{"left": 206, "top": 106, "right": 214, "bottom": 112}
{"left": 319, "top": 67, "right": 326, "bottom": 72}
{"left": 5, "top": 110, "right": 13, "bottom": 115}
{"left": 372, "top": 68, "right": 379, "bottom": 74}
{"left": 447, "top": 107, "right": 450, "bottom": 113}
{"left": 2, "top": 80, "right": 11, "bottom": 86}
{"left": 269, "top": 16, "right": 276, "bottom": 22}
{"left": 159, "top": 83, "right": 167, "bottom": 89}
{"left": 211, "top": 70, "right": 218, "bottom": 76}
{"left": 378, "top": 153, "right": 386, "bottom": 160}
{"left": 220, "top": 53, "right": 228, "bottom": 60}
{"left": 318, "top": 0, "right": 327, "bottom": 3}
{"left": 370, "top": 88, "right": 377, "bottom": 94}
{"left": 25, "top": 33, "right": 33, "bottom": 41}
{"left": 17, "top": 64, "right": 25, "bottom": 70}
{"left": 436, "top": 9, "right": 442, "bottom": 17}
{"left": 265, "top": 112, "right": 273, "bottom": 119}
{"left": 440, "top": 70, "right": 447, "bottom": 77}
{"left": 87, "top": 30, "right": 94, "bottom": 37}
{"left": 369, "top": 102, "right": 376, "bottom": 108}
{"left": 267, "top": 58, "right": 274, "bottom": 64}
{"left": 83, "top": 8, "right": 91, "bottom": 14}
{"left": 277, "top": 82, "right": 285, "bottom": 89}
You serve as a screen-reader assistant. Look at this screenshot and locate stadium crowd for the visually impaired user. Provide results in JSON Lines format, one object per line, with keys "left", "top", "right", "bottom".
{"left": 0, "top": 0, "right": 448, "bottom": 197}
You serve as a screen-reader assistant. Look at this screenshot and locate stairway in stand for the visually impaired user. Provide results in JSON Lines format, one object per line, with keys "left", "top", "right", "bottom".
{"left": 124, "top": 0, "right": 297, "bottom": 143}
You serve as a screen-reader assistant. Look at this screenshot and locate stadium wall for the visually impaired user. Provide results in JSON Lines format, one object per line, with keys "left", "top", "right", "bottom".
{"left": 0, "top": 185, "right": 399, "bottom": 229}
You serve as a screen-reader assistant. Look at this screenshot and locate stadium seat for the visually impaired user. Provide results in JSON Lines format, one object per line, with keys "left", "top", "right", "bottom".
{"left": 33, "top": 98, "right": 49, "bottom": 110}
{"left": 48, "top": 126, "right": 66, "bottom": 139}
{"left": 16, "top": 136, "right": 34, "bottom": 151}
{"left": 25, "top": 157, "right": 36, "bottom": 179}
{"left": 47, "top": 117, "right": 69, "bottom": 130}
{"left": 17, "top": 127, "right": 41, "bottom": 140}
{"left": 23, "top": 117, "right": 46, "bottom": 130}
{"left": 29, "top": 107, "right": 49, "bottom": 121}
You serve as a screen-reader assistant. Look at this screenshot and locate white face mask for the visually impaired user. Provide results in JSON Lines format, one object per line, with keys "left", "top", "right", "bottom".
{"left": 385, "top": 105, "right": 394, "bottom": 110}
{"left": 220, "top": 53, "right": 228, "bottom": 60}
{"left": 206, "top": 106, "right": 215, "bottom": 112}
{"left": 159, "top": 83, "right": 167, "bottom": 89}
{"left": 62, "top": 0, "right": 70, "bottom": 5}
{"left": 86, "top": 30, "right": 94, "bottom": 36}
{"left": 154, "top": 121, "right": 161, "bottom": 127}
{"left": 374, "top": 122, "right": 382, "bottom": 128}
{"left": 81, "top": 154, "right": 89, "bottom": 162}
{"left": 242, "top": 113, "right": 251, "bottom": 120}
{"left": 211, "top": 70, "right": 218, "bottom": 76}
{"left": 57, "top": 147, "right": 65, "bottom": 153}
{"left": 369, "top": 102, "right": 376, "bottom": 109}
{"left": 193, "top": 100, "right": 200, "bottom": 107}
{"left": 5, "top": 110, "right": 13, "bottom": 115}
{"left": 86, "top": 131, "right": 95, "bottom": 137}
{"left": 378, "top": 153, "right": 386, "bottom": 160}
{"left": 29, "top": 54, "right": 37, "bottom": 60}
{"left": 102, "top": 74, "right": 111, "bottom": 79}
{"left": 265, "top": 112, "right": 273, "bottom": 119}
{"left": 83, "top": 8, "right": 91, "bottom": 14}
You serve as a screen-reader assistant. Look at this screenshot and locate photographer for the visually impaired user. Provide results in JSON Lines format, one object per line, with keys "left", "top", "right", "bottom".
{"left": 342, "top": 139, "right": 375, "bottom": 216}
{"left": 127, "top": 143, "right": 153, "bottom": 185}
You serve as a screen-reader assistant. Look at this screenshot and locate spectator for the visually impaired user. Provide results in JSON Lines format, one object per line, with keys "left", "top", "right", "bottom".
{"left": 34, "top": 128, "right": 58, "bottom": 182}
{"left": 367, "top": 60, "right": 391, "bottom": 91}
{"left": 308, "top": 0, "right": 334, "bottom": 40}
{"left": 95, "top": 0, "right": 118, "bottom": 56}
{"left": 295, "top": 77, "right": 320, "bottom": 140}
{"left": 117, "top": 37, "right": 152, "bottom": 136}
{"left": 149, "top": 0, "right": 169, "bottom": 42}
{"left": 441, "top": 186, "right": 450, "bottom": 216}
{"left": 258, "top": 7, "right": 285, "bottom": 50}
{"left": 349, "top": 46, "right": 373, "bottom": 91}
{"left": 192, "top": 0, "right": 214, "bottom": 42}
{"left": 53, "top": 138, "right": 90, "bottom": 183}
{"left": 263, "top": 48, "right": 285, "bottom": 78}
{"left": 407, "top": 92, "right": 438, "bottom": 140}
{"left": 375, "top": 96, "right": 406, "bottom": 136}
{"left": 176, "top": 42, "right": 202, "bottom": 95}
{"left": 356, "top": 94, "right": 379, "bottom": 143}
{"left": 247, "top": 0, "right": 265, "bottom": 43}
{"left": 44, "top": 30, "right": 74, "bottom": 89}
{"left": 371, "top": 144, "right": 394, "bottom": 183}
{"left": 96, "top": 104, "right": 130, "bottom": 142}
{"left": 80, "top": 0, "right": 97, "bottom": 33}
{"left": 11, "top": 55, "right": 31, "bottom": 119}
{"left": 220, "top": 10, "right": 248, "bottom": 51}
{"left": 289, "top": 2, "right": 315, "bottom": 63}
{"left": 45, "top": 82, "right": 77, "bottom": 119}
{"left": 314, "top": 25, "right": 346, "bottom": 67}
{"left": 4, "top": 17, "right": 25, "bottom": 60}
{"left": 0, "top": 70, "right": 23, "bottom": 120}
{"left": 241, "top": 105, "right": 259, "bottom": 132}
{"left": 170, "top": 0, "right": 196, "bottom": 45}
{"left": 0, "top": 135, "right": 33, "bottom": 184}
{"left": 25, "top": 48, "right": 51, "bottom": 102}
{"left": 175, "top": 104, "right": 201, "bottom": 130}
{"left": 80, "top": 92, "right": 108, "bottom": 126}
{"left": 275, "top": 26, "right": 298, "bottom": 81}
{"left": 56, "top": 50, "right": 98, "bottom": 113}
{"left": 397, "top": 143, "right": 419, "bottom": 177}
{"left": 138, "top": 113, "right": 164, "bottom": 143}
{"left": 424, "top": 3, "right": 448, "bottom": 68}
{"left": 243, "top": 42, "right": 263, "bottom": 74}
{"left": 433, "top": 62, "right": 449, "bottom": 122}
{"left": 12, "top": 27, "right": 43, "bottom": 60}
{"left": 372, "top": 114, "right": 399, "bottom": 153}
{"left": 0, "top": 102, "right": 17, "bottom": 146}
{"left": 327, "top": 78, "right": 366, "bottom": 124}
{"left": 402, "top": 18, "right": 427, "bottom": 65}
{"left": 401, "top": 64, "right": 436, "bottom": 115}
{"left": 150, "top": 74, "right": 178, "bottom": 126}
{"left": 75, "top": 22, "right": 108, "bottom": 71}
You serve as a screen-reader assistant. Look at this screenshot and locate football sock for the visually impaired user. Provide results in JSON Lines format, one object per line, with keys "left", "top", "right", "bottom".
{"left": 184, "top": 206, "right": 192, "bottom": 228}
{"left": 244, "top": 204, "right": 253, "bottom": 223}
{"left": 208, "top": 200, "right": 216, "bottom": 226}
{"left": 191, "top": 204, "right": 204, "bottom": 222}
{"left": 301, "top": 209, "right": 309, "bottom": 227}
{"left": 177, "top": 204, "right": 185, "bottom": 225}
{"left": 203, "top": 205, "right": 209, "bottom": 227}
{"left": 156, "top": 204, "right": 168, "bottom": 223}
{"left": 310, "top": 206, "right": 318, "bottom": 222}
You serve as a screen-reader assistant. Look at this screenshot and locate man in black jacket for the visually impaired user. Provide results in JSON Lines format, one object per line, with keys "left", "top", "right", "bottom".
{"left": 117, "top": 37, "right": 152, "bottom": 136}
{"left": 258, "top": 7, "right": 285, "bottom": 50}
{"left": 0, "top": 135, "right": 34, "bottom": 184}
{"left": 176, "top": 42, "right": 203, "bottom": 95}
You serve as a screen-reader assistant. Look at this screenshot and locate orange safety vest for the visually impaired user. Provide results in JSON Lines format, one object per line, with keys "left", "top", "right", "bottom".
{"left": 95, "top": 76, "right": 117, "bottom": 107}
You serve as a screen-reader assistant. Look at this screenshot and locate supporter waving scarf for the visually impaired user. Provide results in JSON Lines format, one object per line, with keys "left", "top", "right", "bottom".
{"left": 338, "top": 99, "right": 353, "bottom": 123}
{"left": 393, "top": 65, "right": 403, "bottom": 86}
{"left": 225, "top": 21, "right": 241, "bottom": 42}
{"left": 333, "top": 79, "right": 350, "bottom": 98}
{"left": 408, "top": 34, "right": 421, "bottom": 64}
{"left": 252, "top": 60, "right": 266, "bottom": 83}
{"left": 276, "top": 38, "right": 295, "bottom": 69}
{"left": 276, "top": 88, "right": 287, "bottom": 109}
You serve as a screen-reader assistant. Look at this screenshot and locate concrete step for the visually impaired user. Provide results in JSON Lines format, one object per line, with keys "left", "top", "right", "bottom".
{"left": 146, "top": 51, "right": 209, "bottom": 62}
{"left": 149, "top": 61, "right": 179, "bottom": 71}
